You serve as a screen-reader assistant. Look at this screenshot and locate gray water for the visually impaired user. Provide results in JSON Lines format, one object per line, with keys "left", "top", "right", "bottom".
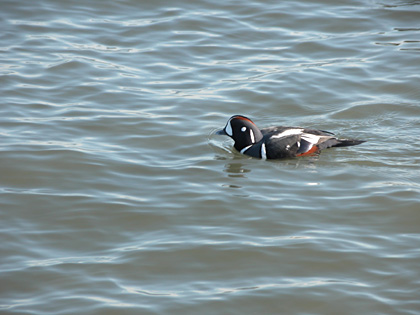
{"left": 1, "top": 0, "right": 420, "bottom": 314}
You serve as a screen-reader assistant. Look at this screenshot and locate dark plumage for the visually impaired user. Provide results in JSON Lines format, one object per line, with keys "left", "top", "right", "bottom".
{"left": 217, "top": 115, "right": 365, "bottom": 159}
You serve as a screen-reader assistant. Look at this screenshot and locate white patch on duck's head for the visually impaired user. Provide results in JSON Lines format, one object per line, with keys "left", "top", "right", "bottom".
{"left": 241, "top": 126, "right": 255, "bottom": 143}
{"left": 249, "top": 129, "right": 255, "bottom": 143}
{"left": 224, "top": 119, "right": 233, "bottom": 136}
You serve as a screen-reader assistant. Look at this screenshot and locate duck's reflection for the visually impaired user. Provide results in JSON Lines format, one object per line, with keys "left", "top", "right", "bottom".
{"left": 223, "top": 162, "right": 251, "bottom": 178}
{"left": 219, "top": 156, "right": 320, "bottom": 190}
{"left": 214, "top": 161, "right": 251, "bottom": 191}
{"left": 214, "top": 148, "right": 320, "bottom": 193}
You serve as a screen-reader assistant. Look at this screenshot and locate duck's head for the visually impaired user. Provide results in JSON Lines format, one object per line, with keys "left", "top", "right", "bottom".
{"left": 217, "top": 115, "right": 263, "bottom": 151}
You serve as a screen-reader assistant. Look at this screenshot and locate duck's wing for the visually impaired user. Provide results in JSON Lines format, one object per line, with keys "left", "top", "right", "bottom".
{"left": 264, "top": 133, "right": 304, "bottom": 159}
{"left": 261, "top": 126, "right": 365, "bottom": 158}
{"left": 261, "top": 126, "right": 335, "bottom": 137}
{"left": 264, "top": 128, "right": 337, "bottom": 158}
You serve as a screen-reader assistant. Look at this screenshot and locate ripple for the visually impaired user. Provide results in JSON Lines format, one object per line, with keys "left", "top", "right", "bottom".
{"left": 26, "top": 255, "right": 116, "bottom": 267}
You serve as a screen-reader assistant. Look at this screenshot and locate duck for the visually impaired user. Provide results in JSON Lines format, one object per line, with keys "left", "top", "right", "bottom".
{"left": 216, "top": 115, "right": 365, "bottom": 159}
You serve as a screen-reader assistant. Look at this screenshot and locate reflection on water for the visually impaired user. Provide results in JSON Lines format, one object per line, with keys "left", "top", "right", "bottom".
{"left": 224, "top": 162, "right": 251, "bottom": 178}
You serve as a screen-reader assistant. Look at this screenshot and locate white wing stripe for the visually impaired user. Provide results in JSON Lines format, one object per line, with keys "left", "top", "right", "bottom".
{"left": 301, "top": 133, "right": 321, "bottom": 144}
{"left": 271, "top": 128, "right": 303, "bottom": 139}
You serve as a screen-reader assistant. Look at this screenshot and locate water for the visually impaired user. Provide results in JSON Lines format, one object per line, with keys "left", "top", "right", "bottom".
{"left": 1, "top": 0, "right": 420, "bottom": 314}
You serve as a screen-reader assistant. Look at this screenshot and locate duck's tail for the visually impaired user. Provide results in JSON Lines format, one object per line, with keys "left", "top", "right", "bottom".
{"left": 333, "top": 139, "right": 366, "bottom": 147}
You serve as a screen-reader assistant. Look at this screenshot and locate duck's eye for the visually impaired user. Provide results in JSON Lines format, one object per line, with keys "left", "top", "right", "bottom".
{"left": 241, "top": 126, "right": 247, "bottom": 132}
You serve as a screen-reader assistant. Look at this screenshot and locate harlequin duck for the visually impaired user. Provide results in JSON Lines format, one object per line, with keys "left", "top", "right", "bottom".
{"left": 216, "top": 115, "right": 365, "bottom": 159}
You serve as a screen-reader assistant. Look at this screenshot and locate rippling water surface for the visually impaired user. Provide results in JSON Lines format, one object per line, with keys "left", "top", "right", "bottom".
{"left": 1, "top": 0, "right": 420, "bottom": 314}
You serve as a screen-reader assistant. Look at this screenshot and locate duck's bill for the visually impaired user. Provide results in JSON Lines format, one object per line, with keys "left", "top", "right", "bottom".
{"left": 216, "top": 129, "right": 227, "bottom": 135}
